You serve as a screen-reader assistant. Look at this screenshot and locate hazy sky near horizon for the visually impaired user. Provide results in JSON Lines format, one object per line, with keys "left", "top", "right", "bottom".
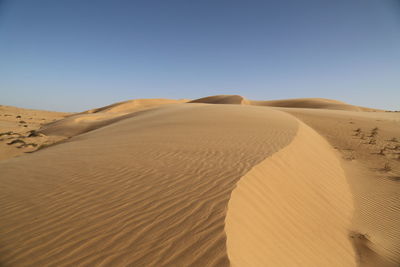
{"left": 0, "top": 0, "right": 399, "bottom": 112}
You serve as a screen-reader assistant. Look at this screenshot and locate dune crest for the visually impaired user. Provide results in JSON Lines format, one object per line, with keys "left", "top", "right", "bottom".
{"left": 189, "top": 95, "right": 248, "bottom": 105}
{"left": 84, "top": 98, "right": 188, "bottom": 114}
{"left": 226, "top": 121, "right": 356, "bottom": 266}
{"left": 39, "top": 98, "right": 186, "bottom": 138}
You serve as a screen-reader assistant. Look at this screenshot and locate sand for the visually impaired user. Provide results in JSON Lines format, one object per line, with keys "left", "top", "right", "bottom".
{"left": 250, "top": 98, "right": 382, "bottom": 111}
{"left": 0, "top": 99, "right": 186, "bottom": 160}
{"left": 226, "top": 121, "right": 356, "bottom": 266}
{"left": 0, "top": 104, "right": 298, "bottom": 266}
{"left": 0, "top": 95, "right": 399, "bottom": 266}
{"left": 281, "top": 108, "right": 400, "bottom": 266}
{"left": 190, "top": 95, "right": 382, "bottom": 111}
{"left": 0, "top": 105, "right": 69, "bottom": 160}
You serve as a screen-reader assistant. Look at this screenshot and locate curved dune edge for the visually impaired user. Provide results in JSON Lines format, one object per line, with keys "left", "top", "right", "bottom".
{"left": 277, "top": 108, "right": 400, "bottom": 266}
{"left": 225, "top": 120, "right": 357, "bottom": 266}
{"left": 0, "top": 104, "right": 299, "bottom": 266}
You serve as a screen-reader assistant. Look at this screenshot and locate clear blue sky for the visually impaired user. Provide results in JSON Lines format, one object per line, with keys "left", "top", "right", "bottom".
{"left": 0, "top": 0, "right": 399, "bottom": 112}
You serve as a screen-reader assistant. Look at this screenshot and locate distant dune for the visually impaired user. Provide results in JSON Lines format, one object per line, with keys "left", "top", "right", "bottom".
{"left": 0, "top": 95, "right": 398, "bottom": 266}
{"left": 189, "top": 95, "right": 247, "bottom": 105}
{"left": 190, "top": 95, "right": 382, "bottom": 112}
{"left": 250, "top": 98, "right": 381, "bottom": 111}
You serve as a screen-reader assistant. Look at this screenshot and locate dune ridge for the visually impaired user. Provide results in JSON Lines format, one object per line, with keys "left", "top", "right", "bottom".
{"left": 225, "top": 120, "right": 356, "bottom": 266}
{"left": 84, "top": 98, "right": 188, "bottom": 114}
{"left": 39, "top": 99, "right": 187, "bottom": 138}
{"left": 250, "top": 98, "right": 380, "bottom": 111}
{"left": 0, "top": 104, "right": 298, "bottom": 266}
{"left": 189, "top": 95, "right": 247, "bottom": 105}
{"left": 190, "top": 95, "right": 382, "bottom": 111}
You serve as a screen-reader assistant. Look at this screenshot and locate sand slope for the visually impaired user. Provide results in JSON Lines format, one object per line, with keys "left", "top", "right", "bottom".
{"left": 84, "top": 98, "right": 188, "bottom": 114}
{"left": 226, "top": 121, "right": 356, "bottom": 266}
{"left": 40, "top": 98, "right": 187, "bottom": 138}
{"left": 281, "top": 108, "right": 400, "bottom": 266}
{"left": 0, "top": 104, "right": 298, "bottom": 266}
{"left": 0, "top": 99, "right": 187, "bottom": 161}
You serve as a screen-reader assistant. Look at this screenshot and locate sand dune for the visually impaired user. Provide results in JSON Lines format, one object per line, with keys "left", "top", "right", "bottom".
{"left": 40, "top": 98, "right": 187, "bottom": 138}
{"left": 84, "top": 98, "right": 188, "bottom": 114}
{"left": 0, "top": 104, "right": 298, "bottom": 266}
{"left": 189, "top": 95, "right": 247, "bottom": 105}
{"left": 190, "top": 95, "right": 381, "bottom": 111}
{"left": 1, "top": 96, "right": 398, "bottom": 266}
{"left": 250, "top": 98, "right": 381, "bottom": 111}
{"left": 0, "top": 99, "right": 187, "bottom": 159}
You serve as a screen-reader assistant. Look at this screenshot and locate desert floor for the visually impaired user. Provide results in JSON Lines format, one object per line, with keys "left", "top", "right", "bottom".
{"left": 1, "top": 96, "right": 399, "bottom": 266}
